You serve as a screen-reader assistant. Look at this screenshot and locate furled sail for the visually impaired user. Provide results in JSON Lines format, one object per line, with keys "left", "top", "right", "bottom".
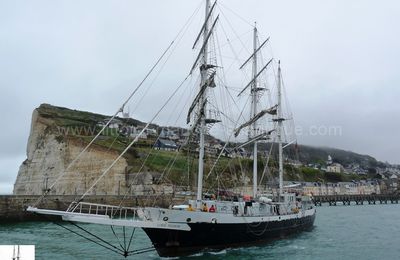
{"left": 187, "top": 71, "right": 216, "bottom": 123}
{"left": 235, "top": 130, "right": 274, "bottom": 149}
{"left": 234, "top": 105, "right": 278, "bottom": 137}
{"left": 190, "top": 99, "right": 207, "bottom": 131}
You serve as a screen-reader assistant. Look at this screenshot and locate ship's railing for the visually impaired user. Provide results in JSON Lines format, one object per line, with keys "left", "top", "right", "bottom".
{"left": 67, "top": 201, "right": 139, "bottom": 220}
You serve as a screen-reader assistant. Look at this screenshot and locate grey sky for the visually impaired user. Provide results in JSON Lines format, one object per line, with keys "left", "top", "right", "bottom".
{"left": 0, "top": 0, "right": 399, "bottom": 194}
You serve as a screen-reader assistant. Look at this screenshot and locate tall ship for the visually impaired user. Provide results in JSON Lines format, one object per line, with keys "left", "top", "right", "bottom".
{"left": 28, "top": 0, "right": 316, "bottom": 258}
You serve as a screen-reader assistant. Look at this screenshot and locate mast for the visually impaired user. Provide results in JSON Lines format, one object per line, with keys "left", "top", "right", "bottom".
{"left": 236, "top": 25, "right": 275, "bottom": 197}
{"left": 12, "top": 245, "right": 16, "bottom": 260}
{"left": 277, "top": 61, "right": 283, "bottom": 195}
{"left": 251, "top": 25, "right": 258, "bottom": 198}
{"left": 196, "top": 0, "right": 210, "bottom": 206}
{"left": 17, "top": 245, "right": 20, "bottom": 260}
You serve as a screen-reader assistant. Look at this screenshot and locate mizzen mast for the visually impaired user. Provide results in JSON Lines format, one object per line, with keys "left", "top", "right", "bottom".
{"left": 277, "top": 61, "right": 284, "bottom": 195}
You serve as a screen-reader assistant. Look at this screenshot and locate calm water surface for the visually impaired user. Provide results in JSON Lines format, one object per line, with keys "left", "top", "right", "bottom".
{"left": 1, "top": 204, "right": 399, "bottom": 259}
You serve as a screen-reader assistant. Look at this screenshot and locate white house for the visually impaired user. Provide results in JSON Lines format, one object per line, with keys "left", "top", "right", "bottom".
{"left": 97, "top": 118, "right": 122, "bottom": 129}
{"left": 327, "top": 163, "right": 344, "bottom": 173}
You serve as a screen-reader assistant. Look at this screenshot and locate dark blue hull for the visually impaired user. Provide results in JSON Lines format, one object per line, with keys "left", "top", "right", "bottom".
{"left": 143, "top": 213, "right": 316, "bottom": 257}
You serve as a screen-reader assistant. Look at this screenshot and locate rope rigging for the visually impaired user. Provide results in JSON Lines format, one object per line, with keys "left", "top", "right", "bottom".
{"left": 38, "top": 212, "right": 150, "bottom": 258}
{"left": 29, "top": 1, "right": 304, "bottom": 258}
{"left": 33, "top": 41, "right": 175, "bottom": 208}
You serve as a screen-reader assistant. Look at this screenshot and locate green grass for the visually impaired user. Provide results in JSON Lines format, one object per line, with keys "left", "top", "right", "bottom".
{"left": 40, "top": 103, "right": 370, "bottom": 188}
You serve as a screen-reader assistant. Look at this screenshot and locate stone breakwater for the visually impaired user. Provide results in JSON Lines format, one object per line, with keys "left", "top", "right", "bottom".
{"left": 0, "top": 195, "right": 181, "bottom": 222}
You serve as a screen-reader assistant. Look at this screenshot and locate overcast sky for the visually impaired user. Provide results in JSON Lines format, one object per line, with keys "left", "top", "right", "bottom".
{"left": 0, "top": 0, "right": 399, "bottom": 194}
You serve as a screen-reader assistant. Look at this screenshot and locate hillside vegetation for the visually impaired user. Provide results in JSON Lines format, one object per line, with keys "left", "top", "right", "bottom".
{"left": 38, "top": 104, "right": 384, "bottom": 186}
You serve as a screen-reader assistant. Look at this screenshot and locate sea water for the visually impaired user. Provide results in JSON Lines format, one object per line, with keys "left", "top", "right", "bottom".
{"left": 1, "top": 204, "right": 399, "bottom": 259}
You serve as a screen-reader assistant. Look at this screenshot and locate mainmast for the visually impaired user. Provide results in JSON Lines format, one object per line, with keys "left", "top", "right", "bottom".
{"left": 235, "top": 25, "right": 274, "bottom": 198}
{"left": 251, "top": 25, "right": 258, "bottom": 198}
{"left": 196, "top": 0, "right": 211, "bottom": 206}
{"left": 277, "top": 61, "right": 283, "bottom": 195}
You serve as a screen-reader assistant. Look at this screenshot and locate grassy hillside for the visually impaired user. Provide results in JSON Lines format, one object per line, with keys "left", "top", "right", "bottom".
{"left": 37, "top": 104, "right": 384, "bottom": 187}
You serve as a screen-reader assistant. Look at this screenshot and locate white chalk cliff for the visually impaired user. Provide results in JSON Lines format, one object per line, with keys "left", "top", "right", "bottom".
{"left": 13, "top": 104, "right": 172, "bottom": 196}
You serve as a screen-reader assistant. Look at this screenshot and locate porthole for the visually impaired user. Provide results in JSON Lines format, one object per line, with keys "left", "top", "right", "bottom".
{"left": 163, "top": 217, "right": 168, "bottom": 221}
{"left": 186, "top": 218, "right": 191, "bottom": 222}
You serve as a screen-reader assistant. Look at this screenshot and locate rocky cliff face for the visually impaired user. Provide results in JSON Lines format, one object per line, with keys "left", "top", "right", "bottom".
{"left": 14, "top": 104, "right": 172, "bottom": 196}
{"left": 14, "top": 107, "right": 128, "bottom": 195}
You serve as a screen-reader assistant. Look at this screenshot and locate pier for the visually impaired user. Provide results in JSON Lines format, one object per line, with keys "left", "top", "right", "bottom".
{"left": 313, "top": 194, "right": 400, "bottom": 206}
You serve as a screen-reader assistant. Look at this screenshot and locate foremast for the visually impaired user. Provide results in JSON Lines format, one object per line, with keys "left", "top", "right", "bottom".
{"left": 195, "top": 0, "right": 210, "bottom": 207}
{"left": 187, "top": 0, "right": 219, "bottom": 208}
